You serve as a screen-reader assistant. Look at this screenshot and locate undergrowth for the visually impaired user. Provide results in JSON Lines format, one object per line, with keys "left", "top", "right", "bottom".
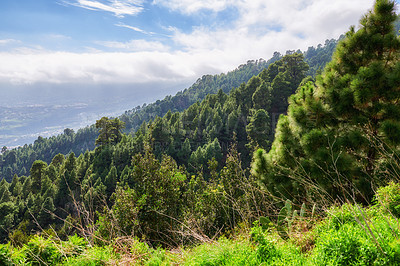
{"left": 1, "top": 182, "right": 400, "bottom": 265}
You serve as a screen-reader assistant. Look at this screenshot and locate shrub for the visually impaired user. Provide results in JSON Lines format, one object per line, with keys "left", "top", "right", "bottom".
{"left": 24, "top": 235, "right": 61, "bottom": 265}
{"left": 61, "top": 245, "right": 117, "bottom": 266}
{"left": 312, "top": 200, "right": 400, "bottom": 265}
{"left": 375, "top": 181, "right": 400, "bottom": 217}
{"left": 251, "top": 226, "right": 280, "bottom": 263}
{"left": 318, "top": 203, "right": 363, "bottom": 232}
{"left": 184, "top": 237, "right": 257, "bottom": 265}
{"left": 0, "top": 244, "right": 14, "bottom": 266}
{"left": 313, "top": 224, "right": 378, "bottom": 265}
{"left": 60, "top": 234, "right": 87, "bottom": 258}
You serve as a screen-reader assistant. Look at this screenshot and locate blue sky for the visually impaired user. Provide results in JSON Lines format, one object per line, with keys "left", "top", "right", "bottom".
{"left": 0, "top": 0, "right": 240, "bottom": 53}
{"left": 0, "top": 0, "right": 394, "bottom": 94}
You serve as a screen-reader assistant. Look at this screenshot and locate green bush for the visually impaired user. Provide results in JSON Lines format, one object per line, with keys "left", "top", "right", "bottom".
{"left": 312, "top": 201, "right": 400, "bottom": 265}
{"left": 318, "top": 203, "right": 363, "bottom": 231}
{"left": 60, "top": 234, "right": 87, "bottom": 258}
{"left": 251, "top": 226, "right": 280, "bottom": 263}
{"left": 144, "top": 248, "right": 176, "bottom": 266}
{"left": 61, "top": 245, "right": 117, "bottom": 266}
{"left": 0, "top": 244, "right": 14, "bottom": 266}
{"left": 313, "top": 224, "right": 378, "bottom": 265}
{"left": 24, "top": 235, "right": 61, "bottom": 265}
{"left": 184, "top": 237, "right": 257, "bottom": 265}
{"left": 375, "top": 181, "right": 400, "bottom": 217}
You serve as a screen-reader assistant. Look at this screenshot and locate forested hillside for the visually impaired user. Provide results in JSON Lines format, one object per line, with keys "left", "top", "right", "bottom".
{"left": 120, "top": 56, "right": 279, "bottom": 133}
{"left": 0, "top": 40, "right": 339, "bottom": 182}
{"left": 0, "top": 127, "right": 98, "bottom": 182}
{"left": 139, "top": 52, "right": 309, "bottom": 170}
{"left": 0, "top": 59, "right": 272, "bottom": 182}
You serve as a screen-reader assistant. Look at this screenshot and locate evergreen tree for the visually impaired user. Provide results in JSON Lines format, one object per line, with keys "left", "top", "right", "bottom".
{"left": 0, "top": 179, "right": 9, "bottom": 201}
{"left": 30, "top": 160, "right": 47, "bottom": 194}
{"left": 252, "top": 0, "right": 400, "bottom": 203}
{"left": 246, "top": 109, "right": 271, "bottom": 151}
{"left": 38, "top": 197, "right": 55, "bottom": 226}
{"left": 104, "top": 166, "right": 117, "bottom": 198}
{"left": 95, "top": 117, "right": 125, "bottom": 146}
{"left": 55, "top": 153, "right": 77, "bottom": 210}
{"left": 21, "top": 177, "right": 32, "bottom": 200}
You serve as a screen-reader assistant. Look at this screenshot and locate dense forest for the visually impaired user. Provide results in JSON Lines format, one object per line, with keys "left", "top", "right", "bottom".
{"left": 2, "top": 1, "right": 400, "bottom": 265}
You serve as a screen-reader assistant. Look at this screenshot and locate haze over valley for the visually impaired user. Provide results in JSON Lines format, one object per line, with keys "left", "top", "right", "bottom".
{"left": 0, "top": 82, "right": 189, "bottom": 147}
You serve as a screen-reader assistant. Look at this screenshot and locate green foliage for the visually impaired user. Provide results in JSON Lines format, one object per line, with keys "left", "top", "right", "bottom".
{"left": 0, "top": 243, "right": 14, "bottom": 266}
{"left": 0, "top": 33, "right": 344, "bottom": 184}
{"left": 24, "top": 235, "right": 61, "bottom": 265}
{"left": 122, "top": 59, "right": 275, "bottom": 134}
{"left": 250, "top": 226, "right": 281, "bottom": 263}
{"left": 266, "top": 200, "right": 307, "bottom": 240}
{"left": 184, "top": 237, "right": 259, "bottom": 266}
{"left": 143, "top": 248, "right": 176, "bottom": 266}
{"left": 259, "top": 216, "right": 273, "bottom": 231}
{"left": 60, "top": 245, "right": 116, "bottom": 266}
{"left": 60, "top": 234, "right": 87, "bottom": 258}
{"left": 185, "top": 232, "right": 304, "bottom": 266}
{"left": 9, "top": 220, "right": 33, "bottom": 247}
{"left": 375, "top": 181, "right": 400, "bottom": 217}
{"left": 304, "top": 38, "right": 341, "bottom": 77}
{"left": 1, "top": 181, "right": 400, "bottom": 265}
{"left": 0, "top": 126, "right": 97, "bottom": 182}
{"left": 3, "top": 1, "right": 400, "bottom": 258}
{"left": 95, "top": 117, "right": 125, "bottom": 146}
{"left": 30, "top": 160, "right": 47, "bottom": 194}
{"left": 95, "top": 187, "right": 144, "bottom": 243}
{"left": 312, "top": 201, "right": 400, "bottom": 265}
{"left": 96, "top": 146, "right": 187, "bottom": 245}
{"left": 246, "top": 109, "right": 270, "bottom": 151}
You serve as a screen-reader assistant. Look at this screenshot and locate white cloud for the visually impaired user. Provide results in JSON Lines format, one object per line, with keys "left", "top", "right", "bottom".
{"left": 62, "top": 0, "right": 144, "bottom": 17}
{"left": 152, "top": 0, "right": 233, "bottom": 14}
{"left": 115, "top": 22, "right": 154, "bottom": 35}
{"left": 0, "top": 50, "right": 233, "bottom": 85}
{"left": 46, "top": 34, "right": 72, "bottom": 40}
{"left": 168, "top": 0, "right": 376, "bottom": 65}
{"left": 0, "top": 39, "right": 21, "bottom": 45}
{"left": 96, "top": 39, "right": 169, "bottom": 51}
{"left": 234, "top": 0, "right": 375, "bottom": 40}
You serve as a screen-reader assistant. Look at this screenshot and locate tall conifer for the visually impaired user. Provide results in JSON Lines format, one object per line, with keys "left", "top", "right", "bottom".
{"left": 252, "top": 0, "right": 400, "bottom": 203}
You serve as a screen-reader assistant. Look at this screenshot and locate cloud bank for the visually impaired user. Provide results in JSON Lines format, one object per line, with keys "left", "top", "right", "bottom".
{"left": 1, "top": 0, "right": 376, "bottom": 88}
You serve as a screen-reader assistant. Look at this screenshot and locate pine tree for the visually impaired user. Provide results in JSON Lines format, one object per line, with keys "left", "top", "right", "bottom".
{"left": 21, "top": 177, "right": 32, "bottom": 200}
{"left": 246, "top": 109, "right": 271, "bottom": 151}
{"left": 0, "top": 179, "right": 9, "bottom": 201}
{"left": 55, "top": 153, "right": 77, "bottom": 210}
{"left": 95, "top": 117, "right": 125, "bottom": 146}
{"left": 252, "top": 0, "right": 400, "bottom": 203}
{"left": 30, "top": 160, "right": 48, "bottom": 194}
{"left": 38, "top": 197, "right": 55, "bottom": 226}
{"left": 104, "top": 166, "right": 117, "bottom": 197}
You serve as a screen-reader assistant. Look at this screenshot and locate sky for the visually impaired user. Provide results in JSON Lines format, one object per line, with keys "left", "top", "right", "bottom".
{"left": 1, "top": 0, "right": 393, "bottom": 95}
